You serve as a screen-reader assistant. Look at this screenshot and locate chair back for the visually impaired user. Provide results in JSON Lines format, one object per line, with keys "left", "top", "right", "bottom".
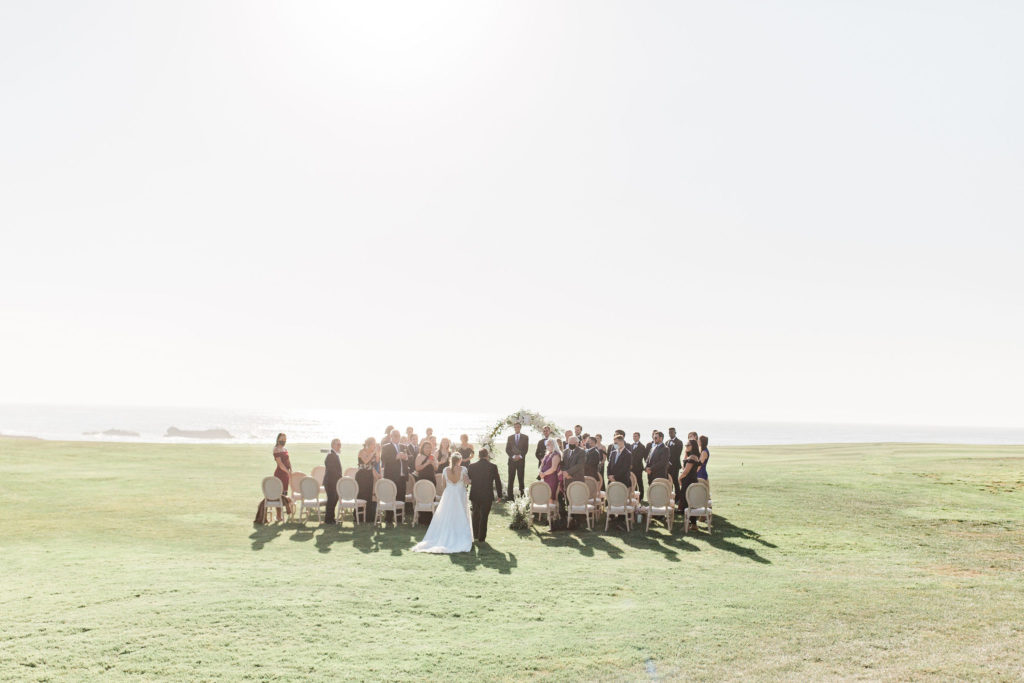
{"left": 685, "top": 481, "right": 710, "bottom": 509}
{"left": 407, "top": 474, "right": 416, "bottom": 493}
{"left": 299, "top": 476, "right": 320, "bottom": 501}
{"left": 343, "top": 467, "right": 357, "bottom": 478}
{"left": 413, "top": 479, "right": 436, "bottom": 504}
{"left": 653, "top": 477, "right": 671, "bottom": 489}
{"left": 606, "top": 481, "right": 629, "bottom": 508}
{"left": 648, "top": 481, "right": 671, "bottom": 508}
{"left": 629, "top": 471, "right": 638, "bottom": 492}
{"left": 375, "top": 478, "right": 397, "bottom": 504}
{"left": 435, "top": 472, "right": 446, "bottom": 496}
{"left": 262, "top": 476, "right": 283, "bottom": 500}
{"left": 529, "top": 480, "right": 550, "bottom": 505}
{"left": 584, "top": 477, "right": 600, "bottom": 500}
{"left": 289, "top": 471, "right": 307, "bottom": 493}
{"left": 311, "top": 466, "right": 326, "bottom": 485}
{"left": 338, "top": 477, "right": 359, "bottom": 500}
{"left": 566, "top": 481, "right": 589, "bottom": 507}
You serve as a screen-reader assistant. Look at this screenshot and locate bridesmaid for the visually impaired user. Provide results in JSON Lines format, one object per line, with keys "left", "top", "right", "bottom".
{"left": 356, "top": 437, "right": 379, "bottom": 523}
{"left": 677, "top": 439, "right": 702, "bottom": 513}
{"left": 457, "top": 434, "right": 475, "bottom": 467}
{"left": 272, "top": 433, "right": 292, "bottom": 521}
{"left": 697, "top": 435, "right": 711, "bottom": 494}
{"left": 436, "top": 438, "right": 452, "bottom": 473}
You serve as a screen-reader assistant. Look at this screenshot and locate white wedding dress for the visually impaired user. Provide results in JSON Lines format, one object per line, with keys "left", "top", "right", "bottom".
{"left": 412, "top": 466, "right": 473, "bottom": 554}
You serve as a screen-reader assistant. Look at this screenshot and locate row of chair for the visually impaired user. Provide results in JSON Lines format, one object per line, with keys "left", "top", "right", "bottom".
{"left": 260, "top": 475, "right": 447, "bottom": 526}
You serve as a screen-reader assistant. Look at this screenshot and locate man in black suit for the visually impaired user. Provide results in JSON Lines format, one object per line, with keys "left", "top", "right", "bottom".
{"left": 467, "top": 449, "right": 503, "bottom": 543}
{"left": 645, "top": 430, "right": 670, "bottom": 483}
{"left": 584, "top": 436, "right": 602, "bottom": 481}
{"left": 666, "top": 427, "right": 684, "bottom": 498}
{"left": 505, "top": 422, "right": 529, "bottom": 499}
{"left": 607, "top": 434, "right": 632, "bottom": 485}
{"left": 535, "top": 425, "right": 552, "bottom": 478}
{"left": 323, "top": 438, "right": 343, "bottom": 525}
{"left": 560, "top": 436, "right": 586, "bottom": 484}
{"left": 380, "top": 428, "right": 408, "bottom": 523}
{"left": 630, "top": 431, "right": 647, "bottom": 501}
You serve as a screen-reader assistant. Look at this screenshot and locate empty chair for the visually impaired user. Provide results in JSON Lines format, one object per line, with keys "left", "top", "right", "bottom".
{"left": 584, "top": 477, "right": 604, "bottom": 517}
{"left": 653, "top": 477, "right": 672, "bottom": 490}
{"left": 604, "top": 481, "right": 635, "bottom": 532}
{"left": 297, "top": 476, "right": 324, "bottom": 523}
{"left": 336, "top": 477, "right": 366, "bottom": 525}
{"left": 311, "top": 466, "right": 326, "bottom": 486}
{"left": 405, "top": 474, "right": 416, "bottom": 505}
{"left": 643, "top": 481, "right": 673, "bottom": 532}
{"left": 260, "top": 476, "right": 288, "bottom": 523}
{"left": 412, "top": 479, "right": 438, "bottom": 524}
{"left": 373, "top": 478, "right": 405, "bottom": 526}
{"left": 434, "top": 472, "right": 446, "bottom": 501}
{"left": 343, "top": 467, "right": 358, "bottom": 478}
{"left": 566, "top": 481, "right": 597, "bottom": 530}
{"left": 684, "top": 482, "right": 713, "bottom": 533}
{"left": 289, "top": 471, "right": 308, "bottom": 499}
{"left": 528, "top": 481, "right": 557, "bottom": 526}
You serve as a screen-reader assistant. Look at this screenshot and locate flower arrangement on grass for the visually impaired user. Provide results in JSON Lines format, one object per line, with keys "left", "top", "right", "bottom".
{"left": 506, "top": 493, "right": 532, "bottom": 530}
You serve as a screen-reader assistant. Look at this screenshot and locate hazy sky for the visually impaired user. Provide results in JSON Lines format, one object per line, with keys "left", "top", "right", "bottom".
{"left": 2, "top": 1, "right": 1022, "bottom": 427}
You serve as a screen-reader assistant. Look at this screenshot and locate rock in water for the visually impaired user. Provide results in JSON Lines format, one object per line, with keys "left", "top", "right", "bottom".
{"left": 165, "top": 426, "right": 233, "bottom": 439}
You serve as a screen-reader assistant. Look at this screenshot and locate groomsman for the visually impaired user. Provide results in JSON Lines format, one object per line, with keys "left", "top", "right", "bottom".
{"left": 467, "top": 449, "right": 503, "bottom": 543}
{"left": 630, "top": 432, "right": 648, "bottom": 500}
{"left": 535, "top": 425, "right": 552, "bottom": 478}
{"left": 505, "top": 422, "right": 529, "bottom": 499}
{"left": 381, "top": 429, "right": 408, "bottom": 523}
{"left": 645, "top": 431, "right": 670, "bottom": 483}
{"left": 323, "top": 438, "right": 343, "bottom": 525}
{"left": 666, "top": 427, "right": 684, "bottom": 497}
{"left": 607, "top": 435, "right": 632, "bottom": 484}
{"left": 584, "top": 436, "right": 601, "bottom": 481}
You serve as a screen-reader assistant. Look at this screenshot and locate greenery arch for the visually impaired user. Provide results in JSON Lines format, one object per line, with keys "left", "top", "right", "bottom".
{"left": 478, "top": 409, "right": 564, "bottom": 457}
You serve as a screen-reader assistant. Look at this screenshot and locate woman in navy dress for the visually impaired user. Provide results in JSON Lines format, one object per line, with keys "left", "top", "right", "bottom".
{"left": 697, "top": 435, "right": 711, "bottom": 493}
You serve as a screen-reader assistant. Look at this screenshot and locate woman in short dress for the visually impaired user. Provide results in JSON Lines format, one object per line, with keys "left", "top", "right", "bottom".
{"left": 456, "top": 434, "right": 474, "bottom": 467}
{"left": 697, "top": 435, "right": 711, "bottom": 494}
{"left": 677, "top": 439, "right": 702, "bottom": 513}
{"left": 436, "top": 437, "right": 452, "bottom": 473}
{"left": 272, "top": 433, "right": 292, "bottom": 521}
{"left": 355, "top": 437, "right": 379, "bottom": 523}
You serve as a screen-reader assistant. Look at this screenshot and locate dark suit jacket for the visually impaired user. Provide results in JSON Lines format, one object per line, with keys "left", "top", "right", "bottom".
{"left": 535, "top": 437, "right": 549, "bottom": 461}
{"left": 323, "top": 449, "right": 342, "bottom": 492}
{"left": 505, "top": 433, "right": 529, "bottom": 461}
{"left": 666, "top": 438, "right": 684, "bottom": 471}
{"left": 467, "top": 459, "right": 503, "bottom": 503}
{"left": 381, "top": 442, "right": 406, "bottom": 480}
{"left": 584, "top": 448, "right": 601, "bottom": 480}
{"left": 607, "top": 447, "right": 632, "bottom": 484}
{"left": 646, "top": 443, "right": 669, "bottom": 478}
{"left": 560, "top": 447, "right": 586, "bottom": 483}
{"left": 629, "top": 442, "right": 648, "bottom": 472}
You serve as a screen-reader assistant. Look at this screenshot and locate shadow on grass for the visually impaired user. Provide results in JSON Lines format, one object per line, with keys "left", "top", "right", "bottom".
{"left": 448, "top": 543, "right": 517, "bottom": 574}
{"left": 250, "top": 523, "right": 287, "bottom": 550}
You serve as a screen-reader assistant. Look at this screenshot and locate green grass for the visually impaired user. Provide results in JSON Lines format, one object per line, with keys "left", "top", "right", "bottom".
{"left": 1, "top": 439, "right": 1022, "bottom": 681}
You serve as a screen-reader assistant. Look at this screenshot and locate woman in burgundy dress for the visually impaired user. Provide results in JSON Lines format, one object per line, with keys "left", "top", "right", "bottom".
{"left": 272, "top": 433, "right": 292, "bottom": 521}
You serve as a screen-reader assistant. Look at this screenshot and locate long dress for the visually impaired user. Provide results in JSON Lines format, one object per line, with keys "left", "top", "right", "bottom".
{"left": 412, "top": 466, "right": 473, "bottom": 554}
{"left": 273, "top": 449, "right": 291, "bottom": 492}
{"left": 355, "top": 452, "right": 377, "bottom": 523}
{"left": 541, "top": 452, "right": 560, "bottom": 500}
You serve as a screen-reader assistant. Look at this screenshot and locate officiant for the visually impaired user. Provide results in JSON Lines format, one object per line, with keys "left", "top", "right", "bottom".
{"left": 505, "top": 421, "right": 529, "bottom": 499}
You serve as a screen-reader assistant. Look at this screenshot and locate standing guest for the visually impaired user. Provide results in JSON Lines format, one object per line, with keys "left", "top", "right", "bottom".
{"left": 381, "top": 429, "right": 408, "bottom": 524}
{"left": 505, "top": 422, "right": 529, "bottom": 499}
{"left": 594, "top": 434, "right": 608, "bottom": 485}
{"left": 574, "top": 424, "right": 584, "bottom": 443}
{"left": 323, "top": 438, "right": 343, "bottom": 525}
{"left": 645, "top": 431, "right": 670, "bottom": 484}
{"left": 436, "top": 437, "right": 452, "bottom": 473}
{"left": 356, "top": 437, "right": 380, "bottom": 523}
{"left": 425, "top": 427, "right": 437, "bottom": 448}
{"left": 383, "top": 426, "right": 394, "bottom": 445}
{"left": 677, "top": 440, "right": 703, "bottom": 517}
{"left": 560, "top": 429, "right": 573, "bottom": 451}
{"left": 406, "top": 426, "right": 418, "bottom": 448}
{"left": 538, "top": 439, "right": 562, "bottom": 504}
{"left": 272, "top": 433, "right": 292, "bottom": 521}
{"left": 560, "top": 436, "right": 586, "bottom": 484}
{"left": 666, "top": 428, "right": 685, "bottom": 499}
{"left": 697, "top": 435, "right": 711, "bottom": 493}
{"left": 535, "top": 425, "right": 552, "bottom": 478}
{"left": 467, "top": 448, "right": 503, "bottom": 543}
{"left": 415, "top": 440, "right": 438, "bottom": 482}
{"left": 584, "top": 436, "right": 602, "bottom": 482}
{"left": 457, "top": 434, "right": 475, "bottom": 466}
{"left": 630, "top": 432, "right": 648, "bottom": 501}
{"left": 607, "top": 434, "right": 632, "bottom": 485}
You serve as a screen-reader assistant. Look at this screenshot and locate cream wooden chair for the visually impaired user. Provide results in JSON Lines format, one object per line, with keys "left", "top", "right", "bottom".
{"left": 260, "top": 476, "right": 288, "bottom": 523}
{"left": 684, "top": 482, "right": 713, "bottom": 533}
{"left": 653, "top": 477, "right": 672, "bottom": 491}
{"left": 405, "top": 474, "right": 417, "bottom": 506}
{"left": 289, "top": 471, "right": 307, "bottom": 500}
{"left": 297, "top": 476, "right": 324, "bottom": 524}
{"left": 566, "top": 481, "right": 597, "bottom": 530}
{"left": 434, "top": 473, "right": 446, "bottom": 501}
{"left": 337, "top": 477, "right": 366, "bottom": 525}
{"left": 643, "top": 481, "right": 673, "bottom": 532}
{"left": 528, "top": 480, "right": 557, "bottom": 525}
{"left": 311, "top": 465, "right": 327, "bottom": 495}
{"left": 343, "top": 467, "right": 357, "bottom": 478}
{"left": 604, "top": 482, "right": 634, "bottom": 531}
{"left": 412, "top": 479, "right": 438, "bottom": 524}
{"left": 584, "top": 477, "right": 604, "bottom": 519}
{"left": 373, "top": 478, "right": 405, "bottom": 526}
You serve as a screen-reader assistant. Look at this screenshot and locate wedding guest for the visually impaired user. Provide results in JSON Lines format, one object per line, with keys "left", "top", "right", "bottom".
{"left": 381, "top": 429, "right": 409, "bottom": 524}
{"left": 645, "top": 431, "right": 670, "bottom": 484}
{"left": 323, "top": 438, "right": 343, "bottom": 525}
{"left": 538, "top": 439, "right": 562, "bottom": 504}
{"left": 594, "top": 434, "right": 608, "bottom": 488}
{"left": 383, "top": 426, "right": 394, "bottom": 445}
{"left": 584, "top": 436, "right": 601, "bottom": 481}
{"left": 436, "top": 437, "right": 452, "bottom": 472}
{"left": 574, "top": 424, "right": 584, "bottom": 442}
{"left": 697, "top": 435, "right": 711, "bottom": 493}
{"left": 457, "top": 434, "right": 475, "bottom": 465}
{"left": 560, "top": 436, "right": 586, "bottom": 484}
{"left": 677, "top": 440, "right": 702, "bottom": 517}
{"left": 505, "top": 421, "right": 529, "bottom": 499}
{"left": 535, "top": 425, "right": 552, "bottom": 477}
{"left": 467, "top": 448, "right": 503, "bottom": 543}
{"left": 425, "top": 427, "right": 437, "bottom": 448}
{"left": 406, "top": 426, "right": 418, "bottom": 447}
{"left": 356, "top": 437, "right": 379, "bottom": 523}
{"left": 272, "top": 433, "right": 292, "bottom": 521}
{"left": 630, "top": 432, "right": 647, "bottom": 500}
{"left": 415, "top": 440, "right": 438, "bottom": 482}
{"left": 560, "top": 429, "right": 573, "bottom": 451}
{"left": 607, "top": 435, "right": 632, "bottom": 485}
{"left": 666, "top": 428, "right": 684, "bottom": 498}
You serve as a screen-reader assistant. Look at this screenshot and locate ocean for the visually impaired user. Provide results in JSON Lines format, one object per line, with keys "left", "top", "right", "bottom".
{"left": 1, "top": 403, "right": 1022, "bottom": 446}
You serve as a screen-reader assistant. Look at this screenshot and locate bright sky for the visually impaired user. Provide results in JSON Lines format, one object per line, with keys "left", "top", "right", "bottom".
{"left": 2, "top": 1, "right": 1022, "bottom": 428}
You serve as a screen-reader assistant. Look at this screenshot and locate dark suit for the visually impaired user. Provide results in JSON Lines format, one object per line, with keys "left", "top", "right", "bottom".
{"left": 560, "top": 446, "right": 586, "bottom": 483}
{"left": 606, "top": 446, "right": 632, "bottom": 485}
{"left": 380, "top": 442, "right": 407, "bottom": 521}
{"left": 323, "top": 449, "right": 342, "bottom": 523}
{"left": 467, "top": 458, "right": 503, "bottom": 542}
{"left": 505, "top": 432, "right": 529, "bottom": 498}
{"left": 666, "top": 437, "right": 684, "bottom": 496}
{"left": 646, "top": 442, "right": 670, "bottom": 483}
{"left": 630, "top": 442, "right": 648, "bottom": 499}
{"left": 584, "top": 447, "right": 601, "bottom": 481}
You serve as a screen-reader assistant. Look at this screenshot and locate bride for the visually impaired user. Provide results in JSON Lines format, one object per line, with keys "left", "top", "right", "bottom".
{"left": 413, "top": 454, "right": 473, "bottom": 554}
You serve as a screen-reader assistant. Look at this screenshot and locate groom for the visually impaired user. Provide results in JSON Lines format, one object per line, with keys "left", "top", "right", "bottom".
{"left": 467, "top": 448, "right": 503, "bottom": 543}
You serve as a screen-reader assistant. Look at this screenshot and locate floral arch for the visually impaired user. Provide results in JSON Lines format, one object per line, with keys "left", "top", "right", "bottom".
{"left": 478, "top": 409, "right": 564, "bottom": 457}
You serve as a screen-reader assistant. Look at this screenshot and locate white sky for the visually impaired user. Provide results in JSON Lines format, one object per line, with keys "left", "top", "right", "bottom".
{"left": 1, "top": 1, "right": 1022, "bottom": 428}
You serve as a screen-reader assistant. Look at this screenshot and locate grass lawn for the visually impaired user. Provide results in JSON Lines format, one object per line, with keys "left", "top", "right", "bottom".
{"left": 1, "top": 439, "right": 1022, "bottom": 681}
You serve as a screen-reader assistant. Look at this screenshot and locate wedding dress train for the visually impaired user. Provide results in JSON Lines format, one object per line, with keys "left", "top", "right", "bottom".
{"left": 412, "top": 466, "right": 473, "bottom": 554}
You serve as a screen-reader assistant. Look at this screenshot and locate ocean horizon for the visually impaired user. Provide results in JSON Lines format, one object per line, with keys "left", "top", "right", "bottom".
{"left": 1, "top": 403, "right": 1022, "bottom": 447}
